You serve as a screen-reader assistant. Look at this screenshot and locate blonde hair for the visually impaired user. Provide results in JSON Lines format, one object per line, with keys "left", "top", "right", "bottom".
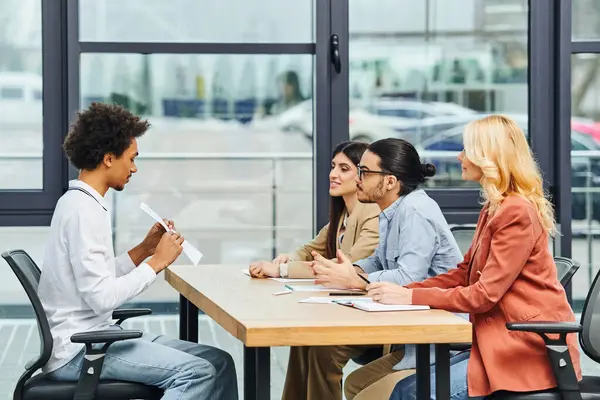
{"left": 463, "top": 115, "right": 556, "bottom": 235}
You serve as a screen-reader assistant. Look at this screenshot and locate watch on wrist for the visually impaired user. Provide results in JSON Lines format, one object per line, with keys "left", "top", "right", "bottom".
{"left": 279, "top": 263, "right": 289, "bottom": 278}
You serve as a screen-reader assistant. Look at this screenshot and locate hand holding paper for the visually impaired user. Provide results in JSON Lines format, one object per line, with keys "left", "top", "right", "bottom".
{"left": 148, "top": 231, "right": 185, "bottom": 273}
{"left": 142, "top": 218, "right": 175, "bottom": 254}
{"left": 140, "top": 202, "right": 203, "bottom": 266}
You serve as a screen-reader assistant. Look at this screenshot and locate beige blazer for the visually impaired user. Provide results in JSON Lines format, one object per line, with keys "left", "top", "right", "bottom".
{"left": 287, "top": 202, "right": 380, "bottom": 278}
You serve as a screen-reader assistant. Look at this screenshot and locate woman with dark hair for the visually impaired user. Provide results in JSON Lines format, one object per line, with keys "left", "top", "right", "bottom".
{"left": 249, "top": 141, "right": 379, "bottom": 279}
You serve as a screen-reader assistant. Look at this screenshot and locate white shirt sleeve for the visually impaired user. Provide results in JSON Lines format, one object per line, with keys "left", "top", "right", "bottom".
{"left": 66, "top": 211, "right": 157, "bottom": 315}
{"left": 115, "top": 253, "right": 137, "bottom": 277}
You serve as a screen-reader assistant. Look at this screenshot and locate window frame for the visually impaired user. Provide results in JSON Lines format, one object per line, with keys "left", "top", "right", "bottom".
{"left": 0, "top": 0, "right": 71, "bottom": 227}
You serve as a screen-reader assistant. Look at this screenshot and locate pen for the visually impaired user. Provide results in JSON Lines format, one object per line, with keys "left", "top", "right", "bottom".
{"left": 273, "top": 290, "right": 292, "bottom": 296}
{"left": 329, "top": 292, "right": 366, "bottom": 296}
{"left": 357, "top": 273, "right": 370, "bottom": 285}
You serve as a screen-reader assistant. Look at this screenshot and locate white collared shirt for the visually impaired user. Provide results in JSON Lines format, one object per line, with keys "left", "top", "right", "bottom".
{"left": 38, "top": 180, "right": 157, "bottom": 373}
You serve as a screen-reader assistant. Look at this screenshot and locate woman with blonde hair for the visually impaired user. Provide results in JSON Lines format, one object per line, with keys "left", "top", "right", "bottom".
{"left": 348, "top": 115, "right": 582, "bottom": 399}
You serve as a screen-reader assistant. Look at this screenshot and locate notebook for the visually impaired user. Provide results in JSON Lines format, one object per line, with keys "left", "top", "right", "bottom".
{"left": 334, "top": 298, "right": 430, "bottom": 312}
{"left": 285, "top": 284, "right": 364, "bottom": 293}
{"left": 298, "top": 296, "right": 369, "bottom": 304}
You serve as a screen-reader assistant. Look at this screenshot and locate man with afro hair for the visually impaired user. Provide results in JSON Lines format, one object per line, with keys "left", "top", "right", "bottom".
{"left": 37, "top": 102, "right": 238, "bottom": 399}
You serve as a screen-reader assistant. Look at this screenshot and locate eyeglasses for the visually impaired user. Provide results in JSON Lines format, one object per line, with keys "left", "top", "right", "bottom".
{"left": 357, "top": 167, "right": 390, "bottom": 180}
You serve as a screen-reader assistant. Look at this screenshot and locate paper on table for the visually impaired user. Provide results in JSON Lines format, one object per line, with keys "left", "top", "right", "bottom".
{"left": 284, "top": 284, "right": 363, "bottom": 293}
{"left": 298, "top": 296, "right": 373, "bottom": 304}
{"left": 140, "top": 202, "right": 203, "bottom": 266}
{"left": 241, "top": 268, "right": 316, "bottom": 283}
{"left": 335, "top": 299, "right": 430, "bottom": 312}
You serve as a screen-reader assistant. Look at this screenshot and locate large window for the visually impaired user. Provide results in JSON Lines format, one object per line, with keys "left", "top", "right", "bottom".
{"left": 348, "top": 0, "right": 528, "bottom": 191}
{"left": 0, "top": 0, "right": 43, "bottom": 189}
{"left": 570, "top": 54, "right": 600, "bottom": 312}
{"left": 80, "top": 53, "right": 314, "bottom": 303}
{"left": 0, "top": 0, "right": 67, "bottom": 226}
{"left": 0, "top": 0, "right": 42, "bottom": 190}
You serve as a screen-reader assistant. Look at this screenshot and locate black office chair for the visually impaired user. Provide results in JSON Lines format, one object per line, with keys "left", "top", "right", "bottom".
{"left": 494, "top": 263, "right": 600, "bottom": 399}
{"left": 447, "top": 256, "right": 582, "bottom": 356}
{"left": 450, "top": 225, "right": 477, "bottom": 255}
{"left": 555, "top": 257, "right": 581, "bottom": 288}
{"left": 2, "top": 249, "right": 163, "bottom": 400}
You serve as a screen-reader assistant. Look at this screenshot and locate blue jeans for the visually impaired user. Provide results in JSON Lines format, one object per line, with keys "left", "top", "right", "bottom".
{"left": 390, "top": 351, "right": 482, "bottom": 400}
{"left": 48, "top": 331, "right": 238, "bottom": 400}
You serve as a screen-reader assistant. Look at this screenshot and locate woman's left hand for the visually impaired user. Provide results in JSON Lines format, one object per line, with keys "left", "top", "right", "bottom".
{"left": 367, "top": 282, "right": 413, "bottom": 305}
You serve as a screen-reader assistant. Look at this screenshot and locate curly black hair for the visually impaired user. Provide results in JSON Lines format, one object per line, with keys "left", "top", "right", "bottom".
{"left": 63, "top": 102, "right": 150, "bottom": 170}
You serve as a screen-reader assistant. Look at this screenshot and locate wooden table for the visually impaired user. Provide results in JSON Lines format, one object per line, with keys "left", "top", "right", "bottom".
{"left": 166, "top": 265, "right": 472, "bottom": 400}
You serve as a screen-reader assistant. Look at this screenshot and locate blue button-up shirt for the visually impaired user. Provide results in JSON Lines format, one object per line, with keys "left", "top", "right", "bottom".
{"left": 354, "top": 189, "right": 463, "bottom": 370}
{"left": 355, "top": 189, "right": 462, "bottom": 285}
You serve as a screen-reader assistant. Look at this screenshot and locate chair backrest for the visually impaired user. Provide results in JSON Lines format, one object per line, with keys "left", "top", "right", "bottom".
{"left": 450, "top": 225, "right": 476, "bottom": 255}
{"left": 450, "top": 225, "right": 579, "bottom": 286}
{"left": 554, "top": 257, "right": 580, "bottom": 288}
{"left": 580, "top": 266, "right": 600, "bottom": 364}
{"left": 2, "top": 250, "right": 53, "bottom": 389}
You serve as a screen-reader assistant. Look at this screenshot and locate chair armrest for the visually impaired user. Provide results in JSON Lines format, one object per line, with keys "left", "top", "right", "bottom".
{"left": 448, "top": 343, "right": 472, "bottom": 351}
{"left": 506, "top": 321, "right": 582, "bottom": 399}
{"left": 112, "top": 308, "right": 152, "bottom": 324}
{"left": 71, "top": 329, "right": 142, "bottom": 344}
{"left": 70, "top": 329, "right": 142, "bottom": 400}
{"left": 506, "top": 321, "right": 582, "bottom": 335}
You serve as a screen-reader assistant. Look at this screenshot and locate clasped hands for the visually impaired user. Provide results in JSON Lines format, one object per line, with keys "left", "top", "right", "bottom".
{"left": 247, "top": 248, "right": 414, "bottom": 305}
{"left": 310, "top": 250, "right": 413, "bottom": 305}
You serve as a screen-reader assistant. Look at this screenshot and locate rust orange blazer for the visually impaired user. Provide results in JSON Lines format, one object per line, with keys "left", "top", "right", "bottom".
{"left": 407, "top": 195, "right": 582, "bottom": 397}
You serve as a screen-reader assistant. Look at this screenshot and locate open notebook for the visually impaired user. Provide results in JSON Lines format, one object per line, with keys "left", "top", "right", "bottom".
{"left": 333, "top": 298, "right": 430, "bottom": 312}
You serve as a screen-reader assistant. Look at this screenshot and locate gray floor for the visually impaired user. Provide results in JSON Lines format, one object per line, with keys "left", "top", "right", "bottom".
{"left": 0, "top": 315, "right": 360, "bottom": 400}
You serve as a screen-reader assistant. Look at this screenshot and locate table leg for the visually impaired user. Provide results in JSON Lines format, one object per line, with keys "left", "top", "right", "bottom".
{"left": 416, "top": 344, "right": 431, "bottom": 399}
{"left": 179, "top": 295, "right": 199, "bottom": 342}
{"left": 435, "top": 344, "right": 451, "bottom": 400}
{"left": 187, "top": 300, "right": 198, "bottom": 343}
{"left": 244, "top": 346, "right": 270, "bottom": 400}
{"left": 179, "top": 295, "right": 188, "bottom": 341}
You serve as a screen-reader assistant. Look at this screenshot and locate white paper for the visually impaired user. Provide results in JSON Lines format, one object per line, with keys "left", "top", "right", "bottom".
{"left": 284, "top": 284, "right": 363, "bottom": 293}
{"left": 335, "top": 299, "right": 430, "bottom": 312}
{"left": 140, "top": 203, "right": 170, "bottom": 231}
{"left": 140, "top": 202, "right": 203, "bottom": 266}
{"left": 242, "top": 268, "right": 316, "bottom": 283}
{"left": 299, "top": 296, "right": 372, "bottom": 304}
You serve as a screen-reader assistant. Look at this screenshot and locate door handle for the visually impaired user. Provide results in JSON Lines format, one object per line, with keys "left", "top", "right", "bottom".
{"left": 330, "top": 34, "right": 341, "bottom": 73}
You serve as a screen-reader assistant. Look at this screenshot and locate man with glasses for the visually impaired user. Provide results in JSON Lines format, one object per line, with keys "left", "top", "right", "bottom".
{"left": 283, "top": 138, "right": 461, "bottom": 400}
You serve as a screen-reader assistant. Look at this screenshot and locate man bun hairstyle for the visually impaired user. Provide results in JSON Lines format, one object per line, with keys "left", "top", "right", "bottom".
{"left": 367, "top": 138, "right": 434, "bottom": 195}
{"left": 421, "top": 163, "right": 437, "bottom": 181}
{"left": 63, "top": 102, "right": 150, "bottom": 170}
